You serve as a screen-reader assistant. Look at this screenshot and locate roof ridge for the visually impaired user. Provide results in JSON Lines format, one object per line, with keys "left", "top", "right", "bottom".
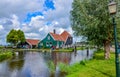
{"left": 50, "top": 32, "right": 64, "bottom": 41}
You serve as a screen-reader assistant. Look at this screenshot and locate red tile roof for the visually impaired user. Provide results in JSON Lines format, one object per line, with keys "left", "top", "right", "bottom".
{"left": 26, "top": 39, "right": 39, "bottom": 45}
{"left": 50, "top": 32, "right": 63, "bottom": 41}
{"left": 60, "top": 31, "right": 71, "bottom": 42}
{"left": 49, "top": 31, "right": 72, "bottom": 42}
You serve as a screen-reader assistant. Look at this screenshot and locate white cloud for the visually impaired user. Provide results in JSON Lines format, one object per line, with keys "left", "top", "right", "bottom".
{"left": 0, "top": 0, "right": 44, "bottom": 19}
{"left": 29, "top": 16, "right": 45, "bottom": 28}
{"left": 0, "top": 15, "right": 21, "bottom": 45}
{"left": 22, "top": 15, "right": 73, "bottom": 41}
{"left": 25, "top": 33, "right": 40, "bottom": 39}
{"left": 43, "top": 0, "right": 73, "bottom": 30}
{"left": 0, "top": 0, "right": 75, "bottom": 45}
{"left": 0, "top": 25, "right": 4, "bottom": 30}
{"left": 11, "top": 15, "right": 20, "bottom": 30}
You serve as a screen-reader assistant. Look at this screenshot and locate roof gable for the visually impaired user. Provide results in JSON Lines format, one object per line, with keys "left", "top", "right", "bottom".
{"left": 60, "top": 31, "right": 72, "bottom": 42}
{"left": 26, "top": 39, "right": 39, "bottom": 45}
{"left": 49, "top": 32, "right": 64, "bottom": 41}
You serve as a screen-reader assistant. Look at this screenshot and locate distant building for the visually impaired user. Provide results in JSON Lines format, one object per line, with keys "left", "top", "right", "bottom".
{"left": 75, "top": 41, "right": 88, "bottom": 47}
{"left": 17, "top": 39, "right": 40, "bottom": 48}
{"left": 38, "top": 30, "right": 73, "bottom": 48}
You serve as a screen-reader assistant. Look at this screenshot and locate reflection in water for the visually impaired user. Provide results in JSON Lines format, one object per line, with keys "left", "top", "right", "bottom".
{"left": 70, "top": 49, "right": 95, "bottom": 64}
{"left": 51, "top": 52, "right": 72, "bottom": 66}
{"left": 9, "top": 59, "right": 24, "bottom": 71}
{"left": 0, "top": 49, "right": 95, "bottom": 77}
{"left": 0, "top": 61, "right": 10, "bottom": 77}
{"left": 21, "top": 52, "right": 49, "bottom": 77}
{"left": 8, "top": 51, "right": 25, "bottom": 71}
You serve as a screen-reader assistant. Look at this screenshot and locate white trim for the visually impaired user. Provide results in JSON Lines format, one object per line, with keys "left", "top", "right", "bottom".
{"left": 49, "top": 33, "right": 56, "bottom": 41}
{"left": 26, "top": 41, "right": 32, "bottom": 48}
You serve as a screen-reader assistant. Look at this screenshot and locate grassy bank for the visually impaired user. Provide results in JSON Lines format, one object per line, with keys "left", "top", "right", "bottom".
{"left": 0, "top": 51, "right": 14, "bottom": 61}
{"left": 65, "top": 50, "right": 116, "bottom": 77}
{"left": 53, "top": 48, "right": 74, "bottom": 52}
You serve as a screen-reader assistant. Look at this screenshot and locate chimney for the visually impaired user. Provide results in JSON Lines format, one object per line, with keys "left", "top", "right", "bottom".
{"left": 53, "top": 29, "right": 56, "bottom": 34}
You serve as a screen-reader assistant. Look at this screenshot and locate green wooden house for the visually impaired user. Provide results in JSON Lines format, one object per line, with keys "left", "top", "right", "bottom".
{"left": 38, "top": 30, "right": 73, "bottom": 48}
{"left": 38, "top": 33, "right": 64, "bottom": 48}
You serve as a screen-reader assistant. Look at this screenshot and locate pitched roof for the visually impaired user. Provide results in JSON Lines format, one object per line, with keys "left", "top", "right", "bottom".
{"left": 49, "top": 32, "right": 64, "bottom": 41}
{"left": 26, "top": 39, "right": 39, "bottom": 45}
{"left": 60, "top": 31, "right": 71, "bottom": 42}
{"left": 49, "top": 31, "right": 72, "bottom": 42}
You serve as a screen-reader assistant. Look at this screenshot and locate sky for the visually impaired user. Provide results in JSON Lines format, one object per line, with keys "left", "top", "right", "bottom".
{"left": 0, "top": 0, "right": 81, "bottom": 45}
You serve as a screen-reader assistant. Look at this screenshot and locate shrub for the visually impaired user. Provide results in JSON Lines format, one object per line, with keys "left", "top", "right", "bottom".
{"left": 0, "top": 51, "right": 14, "bottom": 61}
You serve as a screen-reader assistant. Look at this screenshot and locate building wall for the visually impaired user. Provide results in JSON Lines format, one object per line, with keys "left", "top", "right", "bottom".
{"left": 17, "top": 42, "right": 31, "bottom": 48}
{"left": 65, "top": 37, "right": 73, "bottom": 46}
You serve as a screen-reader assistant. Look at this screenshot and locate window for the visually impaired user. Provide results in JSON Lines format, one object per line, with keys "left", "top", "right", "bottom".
{"left": 50, "top": 42, "right": 52, "bottom": 47}
{"left": 48, "top": 36, "right": 50, "bottom": 40}
{"left": 40, "top": 43, "right": 43, "bottom": 46}
{"left": 46, "top": 42, "right": 49, "bottom": 47}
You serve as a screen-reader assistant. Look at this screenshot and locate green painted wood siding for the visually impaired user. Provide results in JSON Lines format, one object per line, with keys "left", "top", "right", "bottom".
{"left": 38, "top": 33, "right": 64, "bottom": 48}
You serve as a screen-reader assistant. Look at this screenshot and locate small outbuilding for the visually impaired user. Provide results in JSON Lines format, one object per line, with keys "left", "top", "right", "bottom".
{"left": 17, "top": 39, "right": 40, "bottom": 48}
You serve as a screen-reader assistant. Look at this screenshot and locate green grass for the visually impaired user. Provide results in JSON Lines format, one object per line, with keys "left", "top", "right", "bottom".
{"left": 47, "top": 61, "right": 56, "bottom": 74}
{"left": 53, "top": 48, "right": 74, "bottom": 52}
{"left": 76, "top": 46, "right": 86, "bottom": 50}
{"left": 0, "top": 46, "right": 4, "bottom": 49}
{"left": 66, "top": 50, "right": 116, "bottom": 77}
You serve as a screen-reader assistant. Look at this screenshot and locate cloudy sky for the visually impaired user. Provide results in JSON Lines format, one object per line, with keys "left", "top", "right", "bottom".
{"left": 0, "top": 0, "right": 81, "bottom": 45}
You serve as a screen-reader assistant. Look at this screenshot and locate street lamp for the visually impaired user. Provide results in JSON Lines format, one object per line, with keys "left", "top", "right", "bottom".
{"left": 108, "top": 1, "right": 117, "bottom": 14}
{"left": 108, "top": 1, "right": 120, "bottom": 77}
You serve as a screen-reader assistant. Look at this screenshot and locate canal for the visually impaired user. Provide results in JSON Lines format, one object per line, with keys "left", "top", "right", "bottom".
{"left": 0, "top": 49, "right": 95, "bottom": 77}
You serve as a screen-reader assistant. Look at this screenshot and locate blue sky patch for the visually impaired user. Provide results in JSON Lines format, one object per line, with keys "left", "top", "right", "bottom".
{"left": 46, "top": 21, "right": 51, "bottom": 26}
{"left": 24, "top": 12, "right": 43, "bottom": 23}
{"left": 44, "top": 0, "right": 55, "bottom": 10}
{"left": 24, "top": 0, "right": 55, "bottom": 23}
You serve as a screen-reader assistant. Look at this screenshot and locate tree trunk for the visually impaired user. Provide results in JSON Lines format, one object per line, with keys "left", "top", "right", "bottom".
{"left": 104, "top": 41, "right": 110, "bottom": 59}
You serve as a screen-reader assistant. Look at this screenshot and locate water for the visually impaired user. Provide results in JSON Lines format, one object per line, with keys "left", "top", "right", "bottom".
{"left": 0, "top": 49, "right": 95, "bottom": 77}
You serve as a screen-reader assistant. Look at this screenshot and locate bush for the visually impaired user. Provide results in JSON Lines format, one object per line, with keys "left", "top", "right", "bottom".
{"left": 0, "top": 51, "right": 14, "bottom": 61}
{"left": 58, "top": 62, "right": 69, "bottom": 73}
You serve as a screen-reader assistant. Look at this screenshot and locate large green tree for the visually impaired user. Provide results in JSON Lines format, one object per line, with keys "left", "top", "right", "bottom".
{"left": 71, "top": 0, "right": 120, "bottom": 59}
{"left": 6, "top": 29, "right": 25, "bottom": 46}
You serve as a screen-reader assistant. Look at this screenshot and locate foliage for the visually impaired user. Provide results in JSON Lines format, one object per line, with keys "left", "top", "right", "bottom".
{"left": 0, "top": 51, "right": 14, "bottom": 61}
{"left": 17, "top": 29, "right": 25, "bottom": 43}
{"left": 116, "top": 18, "right": 120, "bottom": 42}
{"left": 47, "top": 61, "right": 56, "bottom": 74}
{"left": 70, "top": 0, "right": 113, "bottom": 46}
{"left": 66, "top": 50, "right": 115, "bottom": 77}
{"left": 116, "top": 0, "right": 120, "bottom": 42}
{"left": 70, "top": 0, "right": 120, "bottom": 59}
{"left": 76, "top": 46, "right": 86, "bottom": 50}
{"left": 6, "top": 29, "right": 25, "bottom": 46}
{"left": 58, "top": 62, "right": 70, "bottom": 73}
{"left": 54, "top": 48, "right": 74, "bottom": 52}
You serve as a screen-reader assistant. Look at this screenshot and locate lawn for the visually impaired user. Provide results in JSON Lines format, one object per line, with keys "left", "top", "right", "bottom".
{"left": 66, "top": 50, "right": 116, "bottom": 77}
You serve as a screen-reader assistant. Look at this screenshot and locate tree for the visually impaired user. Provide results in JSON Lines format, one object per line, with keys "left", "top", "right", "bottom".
{"left": 70, "top": 0, "right": 120, "bottom": 59}
{"left": 6, "top": 29, "right": 25, "bottom": 46}
{"left": 17, "top": 30, "right": 26, "bottom": 43}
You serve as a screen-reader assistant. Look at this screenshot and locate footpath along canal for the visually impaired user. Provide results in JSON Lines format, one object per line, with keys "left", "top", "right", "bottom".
{"left": 0, "top": 49, "right": 95, "bottom": 77}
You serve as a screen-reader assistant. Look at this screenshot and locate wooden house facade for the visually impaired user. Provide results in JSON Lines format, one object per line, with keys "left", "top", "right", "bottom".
{"left": 38, "top": 30, "right": 73, "bottom": 48}
{"left": 38, "top": 33, "right": 64, "bottom": 48}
